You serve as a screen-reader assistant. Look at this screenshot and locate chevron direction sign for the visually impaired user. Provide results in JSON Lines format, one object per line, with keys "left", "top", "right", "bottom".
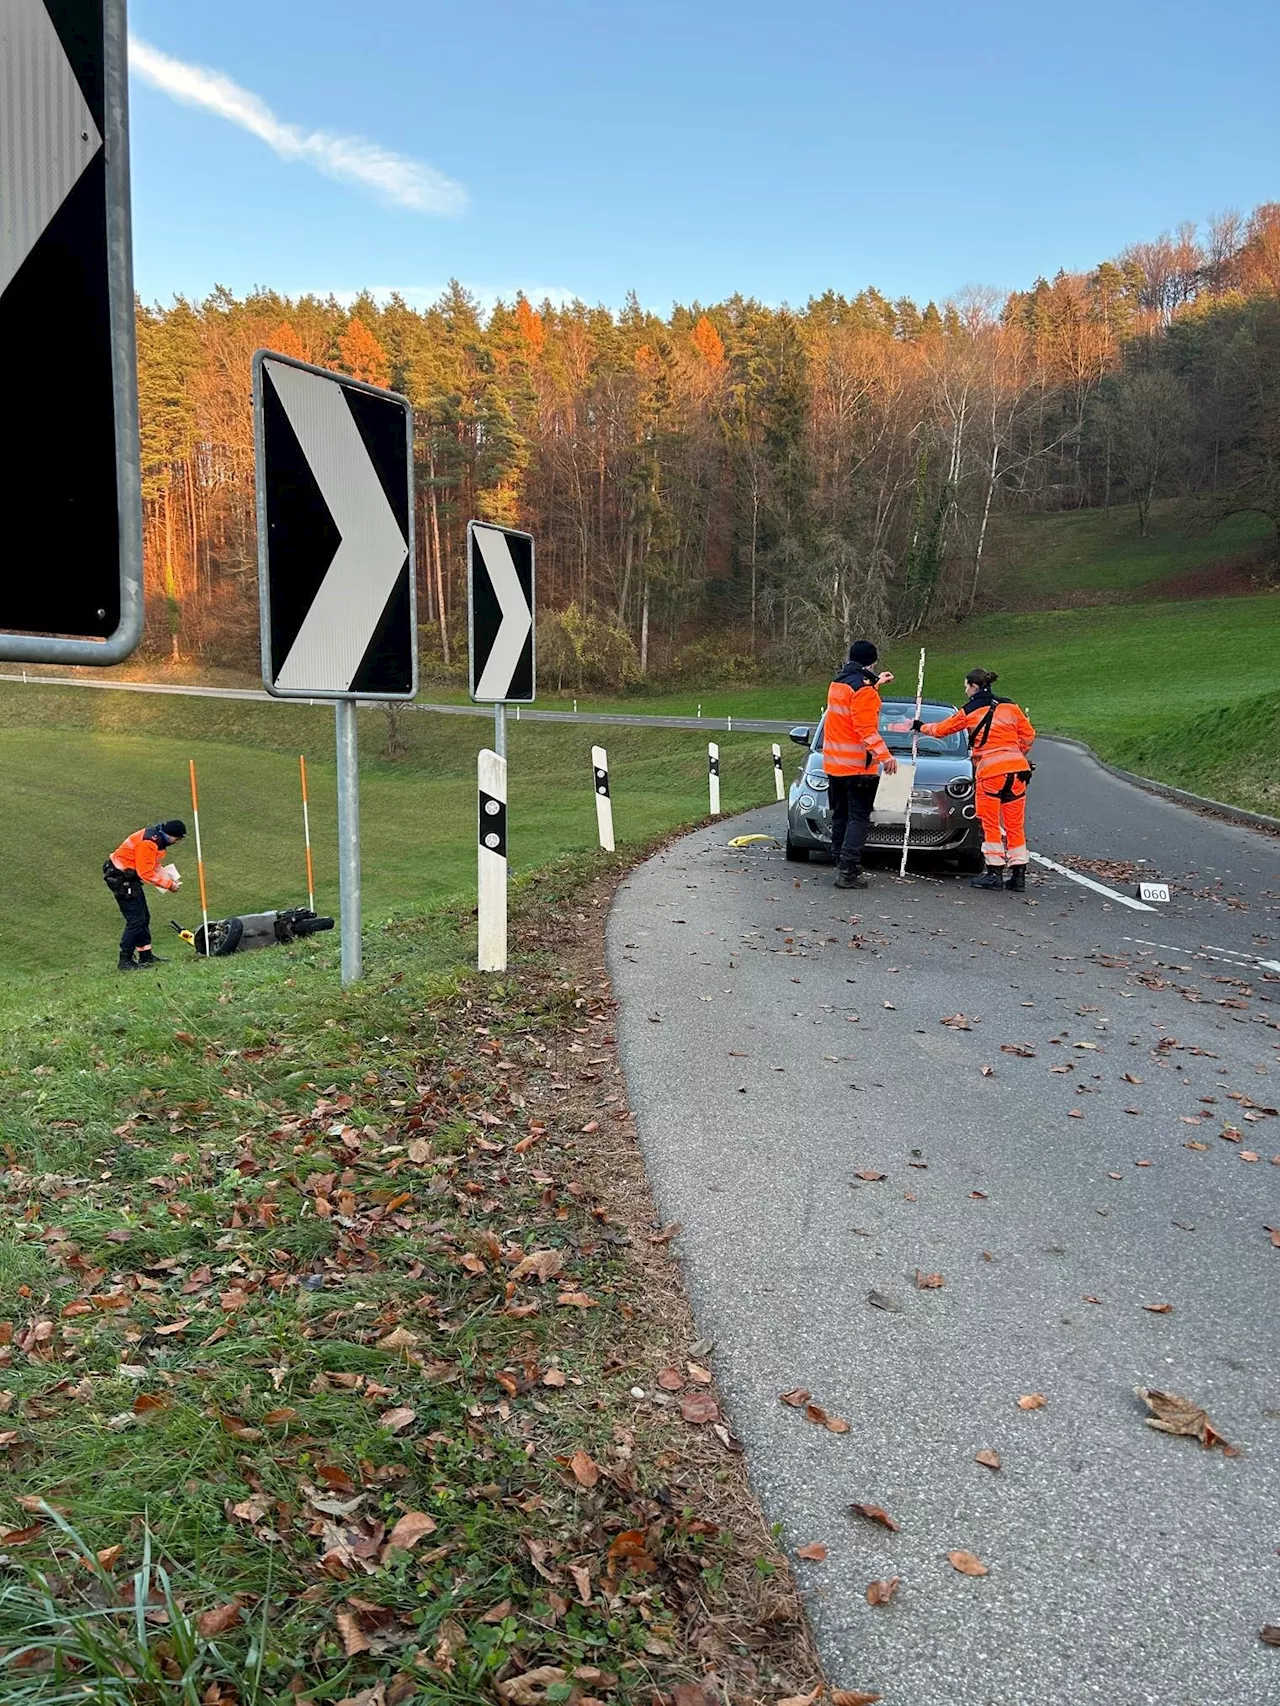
{"left": 0, "top": 0, "right": 143, "bottom": 663}
{"left": 253, "top": 351, "right": 416, "bottom": 699}
{"left": 467, "top": 521, "right": 535, "bottom": 703}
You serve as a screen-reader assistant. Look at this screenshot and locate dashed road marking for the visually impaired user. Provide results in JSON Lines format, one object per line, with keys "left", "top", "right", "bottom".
{"left": 1123, "top": 936, "right": 1280, "bottom": 975}
{"left": 1028, "top": 852, "right": 1156, "bottom": 911}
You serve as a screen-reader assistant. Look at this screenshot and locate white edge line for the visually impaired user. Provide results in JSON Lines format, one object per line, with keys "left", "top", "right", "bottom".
{"left": 1029, "top": 851, "right": 1156, "bottom": 911}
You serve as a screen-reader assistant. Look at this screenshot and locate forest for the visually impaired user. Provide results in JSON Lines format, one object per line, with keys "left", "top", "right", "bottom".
{"left": 134, "top": 202, "right": 1280, "bottom": 687}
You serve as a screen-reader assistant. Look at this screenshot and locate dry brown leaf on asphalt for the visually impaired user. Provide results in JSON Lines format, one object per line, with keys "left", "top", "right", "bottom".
{"left": 1266, "top": 1226, "right": 1280, "bottom": 1248}
{"left": 780, "top": 1387, "right": 812, "bottom": 1407}
{"left": 849, "top": 1502, "right": 899, "bottom": 1532}
{"left": 569, "top": 1449, "right": 600, "bottom": 1488}
{"left": 1001, "top": 1043, "right": 1036, "bottom": 1058}
{"left": 196, "top": 1600, "right": 244, "bottom": 1637}
{"left": 854, "top": 1169, "right": 887, "bottom": 1182}
{"left": 915, "top": 1270, "right": 944, "bottom": 1289}
{"left": 974, "top": 1449, "right": 1001, "bottom": 1471}
{"left": 1142, "top": 1303, "right": 1175, "bottom": 1314}
{"left": 1135, "top": 1387, "right": 1237, "bottom": 1453}
{"left": 1260, "top": 1625, "right": 1280, "bottom": 1646}
{"left": 795, "top": 1542, "right": 828, "bottom": 1561}
{"left": 831, "top": 1693, "right": 882, "bottom": 1706}
{"left": 1185, "top": 1140, "right": 1209, "bottom": 1151}
{"left": 1017, "top": 1393, "right": 1047, "bottom": 1410}
{"left": 865, "top": 1575, "right": 900, "bottom": 1605}
{"left": 334, "top": 1609, "right": 371, "bottom": 1656}
{"left": 947, "top": 1549, "right": 989, "bottom": 1576}
{"left": 386, "top": 1510, "right": 437, "bottom": 1552}
{"left": 941, "top": 1013, "right": 972, "bottom": 1030}
{"left": 497, "top": 1668, "right": 569, "bottom": 1705}
{"left": 680, "top": 1393, "right": 719, "bottom": 1424}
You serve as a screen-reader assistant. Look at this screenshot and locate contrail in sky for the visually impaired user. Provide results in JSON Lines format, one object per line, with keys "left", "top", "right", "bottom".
{"left": 128, "top": 35, "right": 466, "bottom": 215}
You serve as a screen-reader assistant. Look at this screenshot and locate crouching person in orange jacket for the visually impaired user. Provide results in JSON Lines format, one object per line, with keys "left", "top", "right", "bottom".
{"left": 823, "top": 640, "right": 898, "bottom": 890}
{"left": 911, "top": 669, "right": 1035, "bottom": 891}
{"left": 103, "top": 820, "right": 186, "bottom": 970}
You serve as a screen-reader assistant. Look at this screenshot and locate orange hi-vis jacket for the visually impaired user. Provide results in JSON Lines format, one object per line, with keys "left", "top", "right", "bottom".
{"left": 110, "top": 828, "right": 180, "bottom": 891}
{"left": 822, "top": 674, "right": 892, "bottom": 777}
{"left": 923, "top": 699, "right": 1036, "bottom": 779}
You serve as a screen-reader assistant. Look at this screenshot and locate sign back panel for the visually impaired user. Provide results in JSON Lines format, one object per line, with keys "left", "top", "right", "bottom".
{"left": 254, "top": 351, "right": 416, "bottom": 699}
{"left": 0, "top": 0, "right": 143, "bottom": 661}
{"left": 468, "top": 521, "right": 535, "bottom": 703}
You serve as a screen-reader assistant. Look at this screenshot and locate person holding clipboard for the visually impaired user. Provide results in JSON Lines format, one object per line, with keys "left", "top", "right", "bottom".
{"left": 821, "top": 640, "right": 898, "bottom": 890}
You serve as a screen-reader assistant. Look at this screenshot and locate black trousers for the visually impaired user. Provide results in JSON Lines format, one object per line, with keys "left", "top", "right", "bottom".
{"left": 828, "top": 774, "right": 879, "bottom": 868}
{"left": 104, "top": 865, "right": 151, "bottom": 956}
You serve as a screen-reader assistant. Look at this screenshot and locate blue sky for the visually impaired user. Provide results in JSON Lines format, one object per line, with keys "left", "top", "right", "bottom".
{"left": 127, "top": 0, "right": 1280, "bottom": 313}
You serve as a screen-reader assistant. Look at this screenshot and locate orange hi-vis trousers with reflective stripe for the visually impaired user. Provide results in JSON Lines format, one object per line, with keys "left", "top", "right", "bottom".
{"left": 977, "top": 770, "right": 1029, "bottom": 867}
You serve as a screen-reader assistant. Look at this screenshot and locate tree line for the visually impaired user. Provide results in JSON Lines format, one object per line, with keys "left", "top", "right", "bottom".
{"left": 135, "top": 202, "right": 1280, "bottom": 686}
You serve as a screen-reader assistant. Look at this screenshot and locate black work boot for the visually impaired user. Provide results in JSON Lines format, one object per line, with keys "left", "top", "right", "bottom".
{"left": 1006, "top": 865, "right": 1027, "bottom": 893}
{"left": 135, "top": 951, "right": 167, "bottom": 968}
{"left": 117, "top": 953, "right": 137, "bottom": 973}
{"left": 969, "top": 865, "right": 1006, "bottom": 890}
{"left": 834, "top": 862, "right": 868, "bottom": 890}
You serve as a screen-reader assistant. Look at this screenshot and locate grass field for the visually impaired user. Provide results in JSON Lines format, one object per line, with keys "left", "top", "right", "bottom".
{"left": 0, "top": 685, "right": 777, "bottom": 980}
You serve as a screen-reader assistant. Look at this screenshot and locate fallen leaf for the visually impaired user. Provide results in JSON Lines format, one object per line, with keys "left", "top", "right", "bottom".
{"left": 867, "top": 1289, "right": 903, "bottom": 1312}
{"left": 680, "top": 1393, "right": 719, "bottom": 1424}
{"left": 541, "top": 1367, "right": 566, "bottom": 1387}
{"left": 686, "top": 1360, "right": 713, "bottom": 1384}
{"left": 1261, "top": 1624, "right": 1280, "bottom": 1647}
{"left": 658, "top": 1368, "right": 684, "bottom": 1391}
{"left": 510, "top": 1249, "right": 564, "bottom": 1283}
{"left": 1135, "top": 1387, "right": 1236, "bottom": 1453}
{"left": 1017, "top": 1393, "right": 1046, "bottom": 1410}
{"left": 780, "top": 1387, "right": 811, "bottom": 1407}
{"left": 378, "top": 1406, "right": 416, "bottom": 1433}
{"left": 795, "top": 1542, "right": 828, "bottom": 1561}
{"left": 1185, "top": 1140, "right": 1209, "bottom": 1152}
{"left": 849, "top": 1502, "right": 899, "bottom": 1532}
{"left": 261, "top": 1406, "right": 298, "bottom": 1426}
{"left": 1068, "top": 1109, "right": 1084, "bottom": 1119}
{"left": 334, "top": 1609, "right": 371, "bottom": 1657}
{"left": 1241, "top": 1151, "right": 1259, "bottom": 1163}
{"left": 376, "top": 1326, "right": 419, "bottom": 1352}
{"left": 1001, "top": 1043, "right": 1036, "bottom": 1058}
{"left": 974, "top": 1448, "right": 1001, "bottom": 1470}
{"left": 196, "top": 1601, "right": 244, "bottom": 1637}
{"left": 980, "top": 1065, "right": 995, "bottom": 1076}
{"left": 569, "top": 1563, "right": 592, "bottom": 1605}
{"left": 648, "top": 1222, "right": 682, "bottom": 1245}
{"left": 569, "top": 1449, "right": 599, "bottom": 1488}
{"left": 854, "top": 1170, "right": 887, "bottom": 1182}
{"left": 1083, "top": 1295, "right": 1104, "bottom": 1305}
{"left": 832, "top": 1694, "right": 882, "bottom": 1706}
{"left": 915, "top": 1270, "right": 944, "bottom": 1289}
{"left": 481, "top": 1598, "right": 513, "bottom": 1624}
{"left": 947, "top": 1549, "right": 989, "bottom": 1576}
{"left": 866, "top": 1575, "right": 900, "bottom": 1605}
{"left": 386, "top": 1511, "right": 437, "bottom": 1552}
{"left": 496, "top": 1667, "right": 568, "bottom": 1705}
{"left": 1142, "top": 1303, "right": 1174, "bottom": 1314}
{"left": 132, "top": 1392, "right": 169, "bottom": 1416}
{"left": 556, "top": 1291, "right": 599, "bottom": 1309}
{"left": 970, "top": 1189, "right": 988, "bottom": 1200}
{"left": 1267, "top": 1226, "right": 1280, "bottom": 1248}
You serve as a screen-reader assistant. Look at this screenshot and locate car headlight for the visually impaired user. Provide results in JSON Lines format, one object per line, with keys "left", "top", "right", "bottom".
{"left": 946, "top": 777, "right": 974, "bottom": 799}
{"left": 805, "top": 772, "right": 829, "bottom": 791}
{"left": 798, "top": 794, "right": 816, "bottom": 812}
{"left": 909, "top": 788, "right": 936, "bottom": 806}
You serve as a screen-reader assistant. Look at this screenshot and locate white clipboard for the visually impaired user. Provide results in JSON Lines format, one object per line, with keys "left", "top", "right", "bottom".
{"left": 871, "top": 763, "right": 916, "bottom": 822}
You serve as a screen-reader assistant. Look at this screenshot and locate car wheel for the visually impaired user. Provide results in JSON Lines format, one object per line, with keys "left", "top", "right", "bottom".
{"left": 958, "top": 850, "right": 987, "bottom": 874}
{"left": 785, "top": 834, "right": 810, "bottom": 863}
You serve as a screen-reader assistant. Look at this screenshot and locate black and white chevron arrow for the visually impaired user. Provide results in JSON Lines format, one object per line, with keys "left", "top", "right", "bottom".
{"left": 468, "top": 521, "right": 535, "bottom": 703}
{"left": 254, "top": 352, "right": 416, "bottom": 699}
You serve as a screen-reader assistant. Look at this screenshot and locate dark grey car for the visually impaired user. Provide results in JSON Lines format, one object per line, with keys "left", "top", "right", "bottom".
{"left": 784, "top": 698, "right": 984, "bottom": 869}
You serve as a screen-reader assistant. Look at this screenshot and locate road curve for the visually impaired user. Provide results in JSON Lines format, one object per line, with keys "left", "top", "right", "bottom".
{"left": 608, "top": 740, "right": 1279, "bottom": 1706}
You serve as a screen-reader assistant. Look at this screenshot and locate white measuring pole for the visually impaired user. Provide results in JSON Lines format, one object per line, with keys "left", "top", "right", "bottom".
{"left": 772, "top": 742, "right": 785, "bottom": 801}
{"left": 299, "top": 754, "right": 315, "bottom": 914}
{"left": 592, "top": 745, "right": 615, "bottom": 852}
{"left": 708, "top": 743, "right": 721, "bottom": 817}
{"left": 478, "top": 747, "right": 508, "bottom": 972}
{"left": 187, "top": 759, "right": 210, "bottom": 958}
{"left": 899, "top": 647, "right": 926, "bottom": 877}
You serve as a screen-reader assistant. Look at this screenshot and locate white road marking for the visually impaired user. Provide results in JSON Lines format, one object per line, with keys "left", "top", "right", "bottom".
{"left": 1123, "top": 936, "right": 1280, "bottom": 975}
{"left": 1029, "top": 851, "right": 1156, "bottom": 911}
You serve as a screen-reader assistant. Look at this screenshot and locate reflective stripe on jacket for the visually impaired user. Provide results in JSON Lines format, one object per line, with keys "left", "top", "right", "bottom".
{"left": 110, "top": 828, "right": 178, "bottom": 890}
{"left": 822, "top": 679, "right": 891, "bottom": 776}
{"left": 923, "top": 701, "right": 1035, "bottom": 777}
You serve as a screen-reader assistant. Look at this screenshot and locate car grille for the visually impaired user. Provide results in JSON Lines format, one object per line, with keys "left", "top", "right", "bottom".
{"left": 866, "top": 823, "right": 956, "bottom": 847}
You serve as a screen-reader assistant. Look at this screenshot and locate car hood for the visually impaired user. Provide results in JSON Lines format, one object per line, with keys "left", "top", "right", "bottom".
{"left": 806, "top": 753, "right": 971, "bottom": 788}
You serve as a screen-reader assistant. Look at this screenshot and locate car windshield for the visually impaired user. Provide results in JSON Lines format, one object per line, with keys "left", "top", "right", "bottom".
{"left": 810, "top": 703, "right": 967, "bottom": 757}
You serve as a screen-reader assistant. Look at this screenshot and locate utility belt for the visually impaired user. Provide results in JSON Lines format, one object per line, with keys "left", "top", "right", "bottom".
{"left": 103, "top": 860, "right": 140, "bottom": 894}
{"left": 978, "top": 768, "right": 1034, "bottom": 802}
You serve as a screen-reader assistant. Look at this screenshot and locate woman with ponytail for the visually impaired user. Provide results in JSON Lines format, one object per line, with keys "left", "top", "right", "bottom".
{"left": 893, "top": 669, "right": 1036, "bottom": 890}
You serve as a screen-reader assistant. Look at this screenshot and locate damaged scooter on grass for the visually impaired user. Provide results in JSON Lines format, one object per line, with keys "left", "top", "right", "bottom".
{"left": 170, "top": 907, "right": 335, "bottom": 958}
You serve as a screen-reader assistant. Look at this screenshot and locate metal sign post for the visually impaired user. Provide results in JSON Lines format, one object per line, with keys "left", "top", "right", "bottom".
{"left": 0, "top": 0, "right": 143, "bottom": 663}
{"left": 253, "top": 350, "right": 415, "bottom": 986}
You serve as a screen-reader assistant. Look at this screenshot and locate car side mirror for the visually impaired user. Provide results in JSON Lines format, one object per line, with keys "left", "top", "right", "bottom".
{"left": 789, "top": 726, "right": 811, "bottom": 746}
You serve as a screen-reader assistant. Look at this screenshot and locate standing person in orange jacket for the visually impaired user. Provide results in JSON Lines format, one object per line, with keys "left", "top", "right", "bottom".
{"left": 103, "top": 820, "right": 186, "bottom": 970}
{"left": 823, "top": 640, "right": 898, "bottom": 890}
{"left": 905, "top": 669, "right": 1035, "bottom": 891}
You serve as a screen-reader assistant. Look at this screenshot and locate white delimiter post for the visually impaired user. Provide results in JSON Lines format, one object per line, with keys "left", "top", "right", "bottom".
{"left": 708, "top": 743, "right": 721, "bottom": 817}
{"left": 592, "top": 746, "right": 615, "bottom": 852}
{"left": 478, "top": 747, "right": 508, "bottom": 973}
{"left": 772, "top": 742, "right": 785, "bottom": 801}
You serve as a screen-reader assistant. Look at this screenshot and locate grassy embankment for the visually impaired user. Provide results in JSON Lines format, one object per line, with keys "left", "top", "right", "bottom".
{"left": 0, "top": 685, "right": 777, "bottom": 980}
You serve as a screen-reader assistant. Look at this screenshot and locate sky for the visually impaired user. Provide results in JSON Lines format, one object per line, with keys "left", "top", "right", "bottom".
{"left": 126, "top": 0, "right": 1280, "bottom": 315}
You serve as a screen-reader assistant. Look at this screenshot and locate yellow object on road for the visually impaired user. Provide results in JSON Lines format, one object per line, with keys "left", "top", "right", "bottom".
{"left": 728, "top": 833, "right": 780, "bottom": 847}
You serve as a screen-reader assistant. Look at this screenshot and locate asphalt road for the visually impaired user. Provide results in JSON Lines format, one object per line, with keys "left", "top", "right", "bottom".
{"left": 608, "top": 739, "right": 1280, "bottom": 1706}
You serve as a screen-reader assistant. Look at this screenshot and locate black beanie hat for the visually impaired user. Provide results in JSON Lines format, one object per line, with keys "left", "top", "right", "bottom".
{"left": 161, "top": 819, "right": 187, "bottom": 839}
{"left": 847, "top": 639, "right": 879, "bottom": 666}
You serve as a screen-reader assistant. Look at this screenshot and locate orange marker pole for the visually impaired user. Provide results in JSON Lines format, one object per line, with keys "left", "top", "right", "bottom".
{"left": 188, "top": 759, "right": 211, "bottom": 955}
{"left": 299, "top": 755, "right": 315, "bottom": 913}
